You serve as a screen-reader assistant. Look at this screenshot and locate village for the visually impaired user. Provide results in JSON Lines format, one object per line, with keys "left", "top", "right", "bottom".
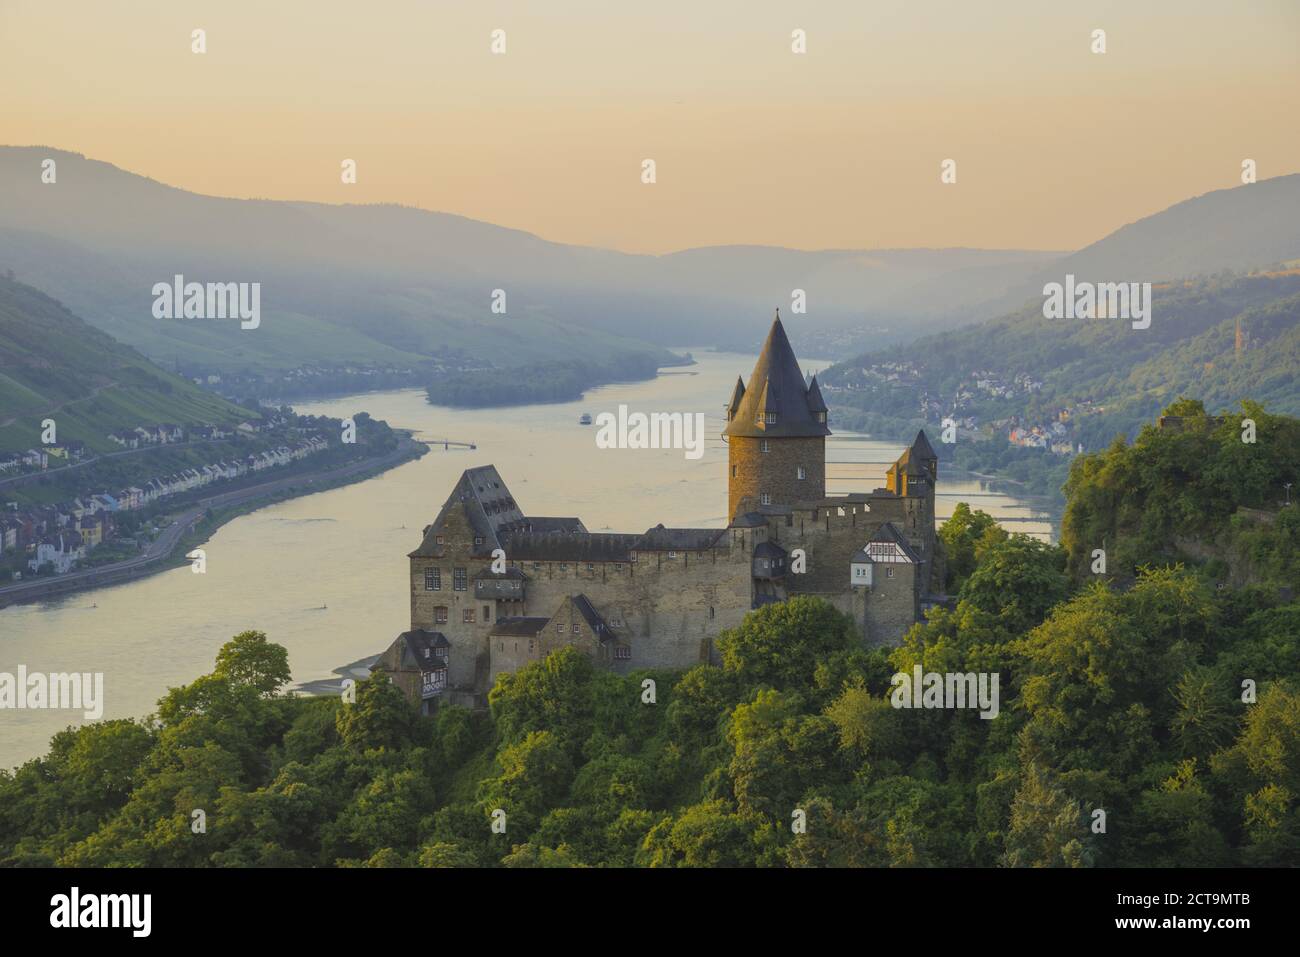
{"left": 0, "top": 416, "right": 330, "bottom": 580}
{"left": 822, "top": 360, "right": 1102, "bottom": 458}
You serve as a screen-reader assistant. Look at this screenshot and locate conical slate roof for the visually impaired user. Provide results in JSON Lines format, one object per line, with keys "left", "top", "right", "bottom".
{"left": 909, "top": 430, "right": 938, "bottom": 461}
{"left": 726, "top": 376, "right": 746, "bottom": 415}
{"left": 806, "top": 374, "right": 828, "bottom": 413}
{"left": 723, "top": 313, "right": 831, "bottom": 438}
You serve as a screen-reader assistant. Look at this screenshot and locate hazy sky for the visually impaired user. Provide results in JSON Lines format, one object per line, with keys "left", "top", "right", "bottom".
{"left": 3, "top": 0, "right": 1297, "bottom": 254}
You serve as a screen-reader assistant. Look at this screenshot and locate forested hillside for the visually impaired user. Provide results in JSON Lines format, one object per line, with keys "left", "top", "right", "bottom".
{"left": 821, "top": 273, "right": 1300, "bottom": 501}
{"left": 2, "top": 404, "right": 1296, "bottom": 868}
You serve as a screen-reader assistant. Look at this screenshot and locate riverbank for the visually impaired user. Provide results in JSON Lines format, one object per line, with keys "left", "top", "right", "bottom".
{"left": 0, "top": 436, "right": 428, "bottom": 609}
{"left": 423, "top": 350, "right": 692, "bottom": 409}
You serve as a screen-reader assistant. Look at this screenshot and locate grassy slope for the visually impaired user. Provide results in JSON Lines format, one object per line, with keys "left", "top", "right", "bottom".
{"left": 0, "top": 274, "right": 252, "bottom": 454}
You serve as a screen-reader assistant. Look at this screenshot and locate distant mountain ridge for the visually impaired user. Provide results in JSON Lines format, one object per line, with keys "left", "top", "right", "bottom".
{"left": 1, "top": 147, "right": 1298, "bottom": 375}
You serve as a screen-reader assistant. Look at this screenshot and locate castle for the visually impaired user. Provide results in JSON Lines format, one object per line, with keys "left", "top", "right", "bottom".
{"left": 374, "top": 315, "right": 945, "bottom": 711}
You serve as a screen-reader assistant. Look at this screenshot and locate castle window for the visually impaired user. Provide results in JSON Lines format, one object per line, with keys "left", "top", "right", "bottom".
{"left": 474, "top": 536, "right": 483, "bottom": 546}
{"left": 614, "top": 646, "right": 631, "bottom": 660}
{"left": 556, "top": 623, "right": 564, "bottom": 635}
{"left": 709, "top": 605, "right": 715, "bottom": 619}
{"left": 797, "top": 466, "right": 806, "bottom": 480}
{"left": 453, "top": 567, "right": 467, "bottom": 590}
{"left": 586, "top": 563, "right": 594, "bottom": 572}
{"left": 528, "top": 639, "right": 535, "bottom": 654}
{"left": 463, "top": 608, "right": 476, "bottom": 623}
{"left": 573, "top": 623, "right": 581, "bottom": 634}
{"left": 765, "top": 412, "right": 777, "bottom": 424}
{"left": 886, "top": 567, "right": 895, "bottom": 579}
{"left": 435, "top": 535, "right": 444, "bottom": 545}
{"left": 424, "top": 567, "right": 441, "bottom": 591}
{"left": 731, "top": 465, "right": 737, "bottom": 477}
{"left": 760, "top": 440, "right": 770, "bottom": 453}
{"left": 435, "top": 606, "right": 448, "bottom": 624}
{"left": 816, "top": 412, "right": 827, "bottom": 423}
{"left": 668, "top": 551, "right": 677, "bottom": 560}
{"left": 483, "top": 605, "right": 491, "bottom": 622}
{"left": 760, "top": 492, "right": 771, "bottom": 505}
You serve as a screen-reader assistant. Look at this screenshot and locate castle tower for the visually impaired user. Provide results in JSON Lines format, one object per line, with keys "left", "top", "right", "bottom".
{"left": 724, "top": 311, "right": 830, "bottom": 519}
{"left": 884, "top": 430, "right": 940, "bottom": 586}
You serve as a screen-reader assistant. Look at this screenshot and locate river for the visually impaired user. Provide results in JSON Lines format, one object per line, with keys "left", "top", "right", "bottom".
{"left": 0, "top": 349, "right": 1053, "bottom": 769}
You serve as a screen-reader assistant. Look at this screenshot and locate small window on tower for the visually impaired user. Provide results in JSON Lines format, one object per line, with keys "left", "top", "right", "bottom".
{"left": 797, "top": 466, "right": 806, "bottom": 480}
{"left": 760, "top": 492, "right": 772, "bottom": 506}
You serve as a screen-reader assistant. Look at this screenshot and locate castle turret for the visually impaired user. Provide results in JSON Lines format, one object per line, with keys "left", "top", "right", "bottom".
{"left": 885, "top": 430, "right": 940, "bottom": 587}
{"left": 724, "top": 311, "right": 830, "bottom": 519}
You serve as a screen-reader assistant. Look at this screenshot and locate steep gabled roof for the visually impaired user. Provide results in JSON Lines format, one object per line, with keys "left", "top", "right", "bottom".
{"left": 571, "top": 594, "right": 616, "bottom": 643}
{"left": 909, "top": 430, "right": 938, "bottom": 462}
{"left": 409, "top": 465, "right": 524, "bottom": 558}
{"left": 805, "top": 374, "right": 828, "bottom": 414}
{"left": 723, "top": 313, "right": 831, "bottom": 439}
{"left": 726, "top": 376, "right": 746, "bottom": 416}
{"left": 852, "top": 522, "right": 921, "bottom": 564}
{"left": 375, "top": 629, "right": 450, "bottom": 673}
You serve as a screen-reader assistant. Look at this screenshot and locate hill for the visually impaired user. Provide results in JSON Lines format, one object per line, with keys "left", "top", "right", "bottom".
{"left": 5, "top": 410, "right": 1299, "bottom": 866}
{"left": 819, "top": 272, "right": 1300, "bottom": 500}
{"left": 0, "top": 273, "right": 251, "bottom": 454}
{"left": 0, "top": 147, "right": 1065, "bottom": 367}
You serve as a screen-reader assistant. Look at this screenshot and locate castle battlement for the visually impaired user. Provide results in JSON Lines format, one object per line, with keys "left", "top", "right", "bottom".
{"left": 376, "top": 313, "right": 944, "bottom": 709}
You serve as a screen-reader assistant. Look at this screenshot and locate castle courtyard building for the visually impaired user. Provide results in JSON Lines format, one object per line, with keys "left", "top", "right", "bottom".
{"left": 375, "top": 313, "right": 945, "bottom": 707}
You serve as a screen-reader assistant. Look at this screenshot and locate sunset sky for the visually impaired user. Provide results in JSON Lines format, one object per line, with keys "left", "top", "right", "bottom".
{"left": 3, "top": 0, "right": 1297, "bottom": 254}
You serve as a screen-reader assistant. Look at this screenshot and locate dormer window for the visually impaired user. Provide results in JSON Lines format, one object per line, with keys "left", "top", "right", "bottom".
{"left": 765, "top": 412, "right": 777, "bottom": 424}
{"left": 816, "top": 412, "right": 827, "bottom": 423}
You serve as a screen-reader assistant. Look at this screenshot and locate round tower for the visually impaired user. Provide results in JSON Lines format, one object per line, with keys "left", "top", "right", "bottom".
{"left": 723, "top": 311, "right": 830, "bottom": 519}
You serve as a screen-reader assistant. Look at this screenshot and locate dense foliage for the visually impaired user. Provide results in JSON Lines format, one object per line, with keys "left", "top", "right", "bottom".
{"left": 3, "top": 407, "right": 1298, "bottom": 868}
{"left": 1062, "top": 399, "right": 1300, "bottom": 585}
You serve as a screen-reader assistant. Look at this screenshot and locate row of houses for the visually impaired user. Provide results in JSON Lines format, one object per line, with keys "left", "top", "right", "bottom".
{"left": 105, "top": 419, "right": 284, "bottom": 449}
{"left": 2, "top": 435, "right": 329, "bottom": 577}
{"left": 0, "top": 442, "right": 89, "bottom": 473}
